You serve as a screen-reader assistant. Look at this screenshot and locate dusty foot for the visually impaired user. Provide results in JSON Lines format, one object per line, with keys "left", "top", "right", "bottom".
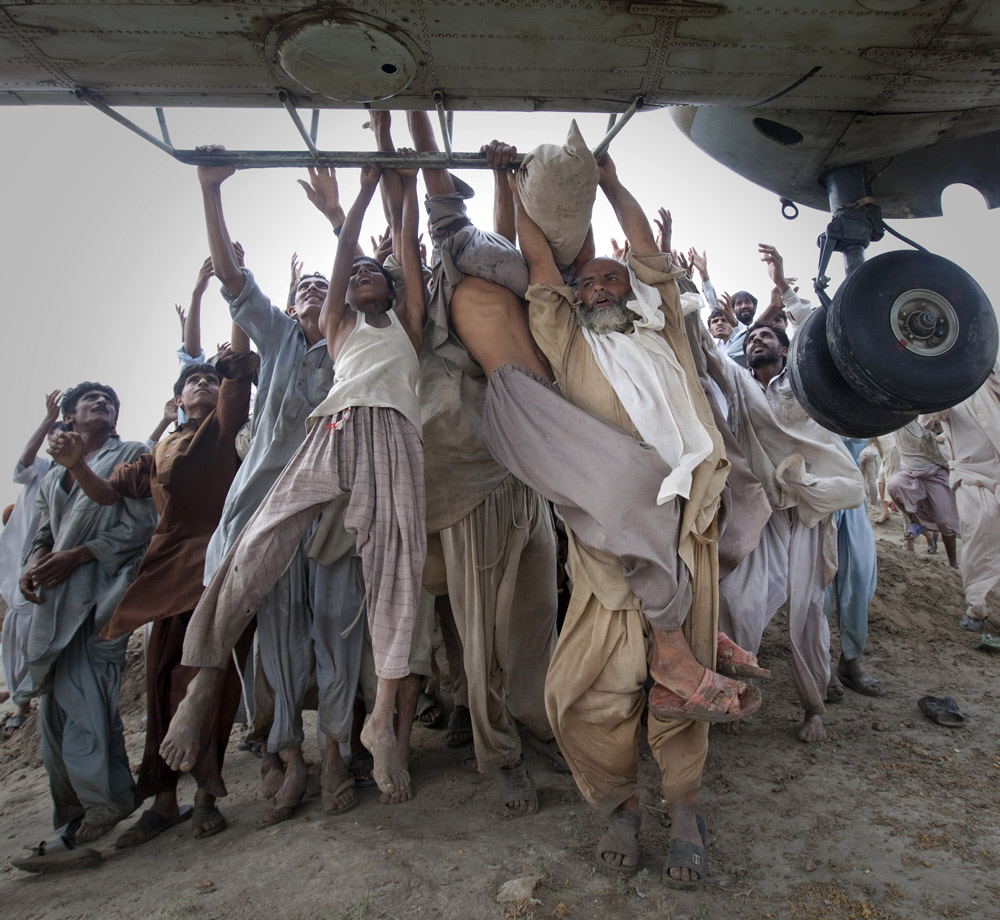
{"left": 797, "top": 712, "right": 828, "bottom": 743}
{"left": 498, "top": 755, "right": 538, "bottom": 816}
{"left": 192, "top": 790, "right": 226, "bottom": 839}
{"left": 665, "top": 791, "right": 704, "bottom": 887}
{"left": 76, "top": 818, "right": 123, "bottom": 844}
{"left": 826, "top": 670, "right": 846, "bottom": 703}
{"left": 650, "top": 628, "right": 743, "bottom": 719}
{"left": 596, "top": 801, "right": 640, "bottom": 874}
{"left": 361, "top": 719, "right": 412, "bottom": 805}
{"left": 717, "top": 718, "right": 743, "bottom": 735}
{"left": 260, "top": 751, "right": 284, "bottom": 799}
{"left": 160, "top": 667, "right": 222, "bottom": 771}
{"left": 257, "top": 750, "right": 307, "bottom": 825}
{"left": 320, "top": 747, "right": 357, "bottom": 815}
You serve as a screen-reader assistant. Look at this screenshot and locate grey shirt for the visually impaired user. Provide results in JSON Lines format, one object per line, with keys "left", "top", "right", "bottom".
{"left": 203, "top": 269, "right": 334, "bottom": 579}
{"left": 17, "top": 436, "right": 156, "bottom": 700}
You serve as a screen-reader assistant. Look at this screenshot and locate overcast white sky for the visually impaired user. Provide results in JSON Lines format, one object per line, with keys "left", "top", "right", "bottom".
{"left": 1, "top": 103, "right": 997, "bottom": 510}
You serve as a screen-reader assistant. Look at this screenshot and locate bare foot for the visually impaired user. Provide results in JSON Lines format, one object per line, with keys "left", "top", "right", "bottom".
{"left": 257, "top": 749, "right": 307, "bottom": 825}
{"left": 260, "top": 751, "right": 284, "bottom": 799}
{"left": 320, "top": 740, "right": 357, "bottom": 815}
{"left": 498, "top": 754, "right": 538, "bottom": 816}
{"left": 650, "top": 628, "right": 745, "bottom": 719}
{"left": 797, "top": 712, "right": 828, "bottom": 743}
{"left": 717, "top": 718, "right": 743, "bottom": 735}
{"left": 76, "top": 817, "right": 123, "bottom": 844}
{"left": 665, "top": 791, "right": 705, "bottom": 887}
{"left": 160, "top": 666, "right": 223, "bottom": 771}
{"left": 596, "top": 797, "right": 640, "bottom": 873}
{"left": 360, "top": 718, "right": 411, "bottom": 805}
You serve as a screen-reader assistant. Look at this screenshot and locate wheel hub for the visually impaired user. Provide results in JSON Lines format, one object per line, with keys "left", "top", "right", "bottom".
{"left": 889, "top": 288, "right": 959, "bottom": 356}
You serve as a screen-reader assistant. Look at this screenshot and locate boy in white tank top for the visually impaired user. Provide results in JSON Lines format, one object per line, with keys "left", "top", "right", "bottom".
{"left": 163, "top": 154, "right": 427, "bottom": 808}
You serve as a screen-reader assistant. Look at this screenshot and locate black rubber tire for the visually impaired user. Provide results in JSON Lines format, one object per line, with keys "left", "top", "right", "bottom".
{"left": 788, "top": 304, "right": 918, "bottom": 438}
{"left": 826, "top": 250, "right": 998, "bottom": 412}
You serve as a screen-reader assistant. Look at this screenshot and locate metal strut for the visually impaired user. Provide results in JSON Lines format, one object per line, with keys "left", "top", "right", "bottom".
{"left": 279, "top": 91, "right": 321, "bottom": 165}
{"left": 75, "top": 87, "right": 643, "bottom": 170}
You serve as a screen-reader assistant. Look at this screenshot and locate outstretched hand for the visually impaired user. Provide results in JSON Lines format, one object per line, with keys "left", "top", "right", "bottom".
{"left": 196, "top": 145, "right": 236, "bottom": 187}
{"left": 611, "top": 237, "right": 630, "bottom": 261}
{"left": 297, "top": 166, "right": 345, "bottom": 220}
{"left": 672, "top": 249, "right": 691, "bottom": 274}
{"left": 193, "top": 256, "right": 215, "bottom": 296}
{"left": 371, "top": 226, "right": 392, "bottom": 265}
{"left": 759, "top": 243, "right": 787, "bottom": 290}
{"left": 43, "top": 389, "right": 62, "bottom": 424}
{"left": 47, "top": 430, "right": 86, "bottom": 469}
{"left": 654, "top": 208, "right": 672, "bottom": 254}
{"left": 688, "top": 247, "right": 708, "bottom": 280}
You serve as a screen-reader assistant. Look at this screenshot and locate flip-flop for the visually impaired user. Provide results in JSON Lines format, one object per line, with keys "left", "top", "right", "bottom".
{"left": 595, "top": 809, "right": 641, "bottom": 876}
{"left": 445, "top": 705, "right": 473, "bottom": 748}
{"left": 413, "top": 690, "right": 446, "bottom": 728}
{"left": 462, "top": 745, "right": 479, "bottom": 773}
{"left": 959, "top": 612, "right": 988, "bottom": 633}
{"left": 191, "top": 803, "right": 228, "bottom": 839}
{"left": 663, "top": 815, "right": 708, "bottom": 890}
{"left": 716, "top": 633, "right": 771, "bottom": 680}
{"left": 12, "top": 847, "right": 102, "bottom": 873}
{"left": 918, "top": 696, "right": 967, "bottom": 728}
{"left": 3, "top": 713, "right": 26, "bottom": 735}
{"left": 321, "top": 778, "right": 359, "bottom": 817}
{"left": 114, "top": 805, "right": 193, "bottom": 849}
{"left": 826, "top": 672, "right": 846, "bottom": 704}
{"left": 498, "top": 756, "right": 538, "bottom": 817}
{"left": 975, "top": 634, "right": 1000, "bottom": 653}
{"left": 347, "top": 750, "right": 376, "bottom": 788}
{"left": 648, "top": 671, "right": 762, "bottom": 724}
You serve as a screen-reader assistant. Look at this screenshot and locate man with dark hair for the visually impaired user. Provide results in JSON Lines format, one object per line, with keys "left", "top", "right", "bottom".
{"left": 48, "top": 350, "right": 257, "bottom": 847}
{"left": 707, "top": 308, "right": 734, "bottom": 349}
{"left": 14, "top": 384, "right": 156, "bottom": 869}
{"left": 710, "top": 320, "right": 864, "bottom": 743}
{"left": 166, "top": 156, "right": 366, "bottom": 826}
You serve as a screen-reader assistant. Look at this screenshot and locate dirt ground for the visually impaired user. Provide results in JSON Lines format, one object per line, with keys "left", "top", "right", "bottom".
{"left": 1, "top": 509, "right": 998, "bottom": 920}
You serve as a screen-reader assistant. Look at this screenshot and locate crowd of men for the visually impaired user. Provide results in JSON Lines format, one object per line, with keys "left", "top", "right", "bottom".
{"left": 2, "top": 111, "right": 998, "bottom": 888}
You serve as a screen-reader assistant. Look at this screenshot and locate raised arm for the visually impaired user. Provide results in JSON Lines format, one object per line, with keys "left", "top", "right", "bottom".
{"left": 755, "top": 244, "right": 790, "bottom": 324}
{"left": 20, "top": 390, "right": 61, "bottom": 469}
{"left": 147, "top": 398, "right": 179, "bottom": 445}
{"left": 508, "top": 172, "right": 562, "bottom": 286}
{"left": 394, "top": 152, "right": 427, "bottom": 353}
{"left": 321, "top": 164, "right": 383, "bottom": 346}
{"left": 483, "top": 139, "right": 517, "bottom": 243}
{"left": 597, "top": 153, "right": 657, "bottom": 256}
{"left": 228, "top": 242, "right": 251, "bottom": 354}
{"left": 197, "top": 148, "right": 243, "bottom": 296}
{"left": 180, "top": 256, "right": 213, "bottom": 358}
{"left": 47, "top": 431, "right": 121, "bottom": 506}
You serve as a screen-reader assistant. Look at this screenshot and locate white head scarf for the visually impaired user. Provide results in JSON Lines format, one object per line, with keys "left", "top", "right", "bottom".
{"left": 579, "top": 265, "right": 715, "bottom": 504}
